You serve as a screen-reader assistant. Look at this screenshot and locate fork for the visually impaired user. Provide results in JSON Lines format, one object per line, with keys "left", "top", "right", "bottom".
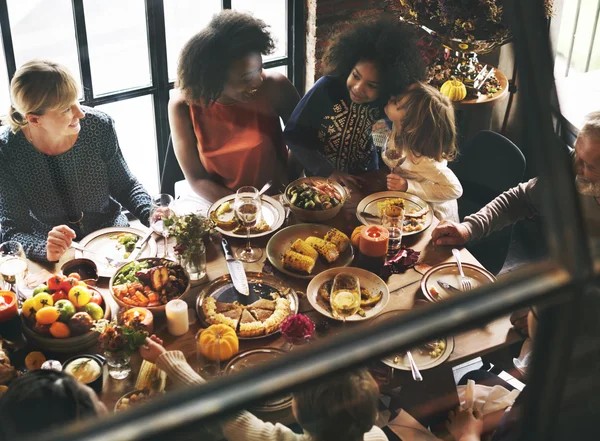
{"left": 71, "top": 243, "right": 128, "bottom": 268}
{"left": 452, "top": 248, "right": 473, "bottom": 291}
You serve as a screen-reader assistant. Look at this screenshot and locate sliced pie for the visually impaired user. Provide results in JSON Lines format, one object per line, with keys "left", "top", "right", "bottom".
{"left": 251, "top": 308, "right": 273, "bottom": 322}
{"left": 248, "top": 298, "right": 276, "bottom": 311}
{"left": 238, "top": 309, "right": 265, "bottom": 337}
{"left": 263, "top": 297, "right": 291, "bottom": 334}
{"left": 203, "top": 297, "right": 242, "bottom": 330}
{"left": 215, "top": 301, "right": 240, "bottom": 313}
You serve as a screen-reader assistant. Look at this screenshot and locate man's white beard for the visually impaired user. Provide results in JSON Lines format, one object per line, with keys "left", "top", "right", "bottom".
{"left": 576, "top": 175, "right": 600, "bottom": 196}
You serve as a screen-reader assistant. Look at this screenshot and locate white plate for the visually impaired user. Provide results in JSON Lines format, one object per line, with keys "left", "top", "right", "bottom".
{"left": 381, "top": 337, "right": 454, "bottom": 371}
{"left": 306, "top": 267, "right": 389, "bottom": 322}
{"left": 208, "top": 194, "right": 285, "bottom": 239}
{"left": 356, "top": 191, "right": 433, "bottom": 236}
{"left": 420, "top": 262, "right": 496, "bottom": 302}
{"left": 75, "top": 227, "right": 158, "bottom": 278}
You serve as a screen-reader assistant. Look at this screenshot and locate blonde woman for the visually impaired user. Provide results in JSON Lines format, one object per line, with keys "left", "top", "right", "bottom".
{"left": 0, "top": 60, "right": 151, "bottom": 262}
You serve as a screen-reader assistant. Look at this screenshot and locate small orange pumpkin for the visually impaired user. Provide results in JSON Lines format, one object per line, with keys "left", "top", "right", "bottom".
{"left": 351, "top": 226, "right": 366, "bottom": 248}
{"left": 199, "top": 324, "right": 239, "bottom": 361}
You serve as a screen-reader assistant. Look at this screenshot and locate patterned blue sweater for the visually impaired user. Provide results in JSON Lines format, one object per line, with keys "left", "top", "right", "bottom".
{"left": 284, "top": 75, "right": 381, "bottom": 176}
{"left": 0, "top": 107, "right": 151, "bottom": 261}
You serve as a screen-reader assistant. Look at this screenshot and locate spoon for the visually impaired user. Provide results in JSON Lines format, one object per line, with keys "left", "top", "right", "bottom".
{"left": 406, "top": 350, "right": 423, "bottom": 382}
{"left": 257, "top": 180, "right": 272, "bottom": 198}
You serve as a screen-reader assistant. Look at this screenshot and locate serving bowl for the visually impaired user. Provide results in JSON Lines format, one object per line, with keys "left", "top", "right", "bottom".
{"left": 283, "top": 177, "right": 347, "bottom": 223}
{"left": 109, "top": 257, "right": 191, "bottom": 313}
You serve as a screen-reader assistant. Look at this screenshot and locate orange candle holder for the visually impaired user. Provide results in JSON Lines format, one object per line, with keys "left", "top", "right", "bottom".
{"left": 360, "top": 226, "right": 389, "bottom": 257}
{"left": 122, "top": 307, "right": 154, "bottom": 334}
{"left": 0, "top": 290, "right": 18, "bottom": 322}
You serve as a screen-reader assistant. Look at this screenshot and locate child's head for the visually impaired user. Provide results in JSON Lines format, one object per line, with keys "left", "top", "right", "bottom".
{"left": 385, "top": 82, "right": 457, "bottom": 162}
{"left": 292, "top": 368, "right": 379, "bottom": 441}
{"left": 323, "top": 18, "right": 426, "bottom": 106}
{"left": 0, "top": 369, "right": 105, "bottom": 440}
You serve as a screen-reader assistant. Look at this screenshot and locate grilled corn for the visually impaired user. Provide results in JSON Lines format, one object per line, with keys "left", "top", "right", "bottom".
{"left": 283, "top": 250, "right": 316, "bottom": 274}
{"left": 324, "top": 228, "right": 350, "bottom": 252}
{"left": 291, "top": 238, "right": 319, "bottom": 260}
{"left": 135, "top": 360, "right": 167, "bottom": 393}
{"left": 306, "top": 236, "right": 339, "bottom": 263}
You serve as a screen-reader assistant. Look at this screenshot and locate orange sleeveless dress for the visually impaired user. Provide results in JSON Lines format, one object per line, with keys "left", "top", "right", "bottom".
{"left": 189, "top": 88, "right": 285, "bottom": 191}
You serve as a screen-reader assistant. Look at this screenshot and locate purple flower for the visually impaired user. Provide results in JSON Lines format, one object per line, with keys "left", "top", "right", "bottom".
{"left": 281, "top": 314, "right": 315, "bottom": 341}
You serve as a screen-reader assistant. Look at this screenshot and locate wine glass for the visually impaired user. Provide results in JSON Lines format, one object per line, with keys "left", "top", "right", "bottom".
{"left": 329, "top": 273, "right": 361, "bottom": 323}
{"left": 233, "top": 186, "right": 263, "bottom": 263}
{"left": 0, "top": 241, "right": 27, "bottom": 303}
{"left": 150, "top": 194, "right": 174, "bottom": 258}
{"left": 381, "top": 133, "right": 405, "bottom": 174}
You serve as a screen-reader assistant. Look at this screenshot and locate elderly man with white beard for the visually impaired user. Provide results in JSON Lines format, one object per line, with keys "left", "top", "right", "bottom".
{"left": 431, "top": 111, "right": 600, "bottom": 255}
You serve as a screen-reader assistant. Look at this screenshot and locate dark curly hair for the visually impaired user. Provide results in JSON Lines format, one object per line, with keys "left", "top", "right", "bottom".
{"left": 177, "top": 10, "right": 275, "bottom": 106}
{"left": 323, "top": 17, "right": 426, "bottom": 105}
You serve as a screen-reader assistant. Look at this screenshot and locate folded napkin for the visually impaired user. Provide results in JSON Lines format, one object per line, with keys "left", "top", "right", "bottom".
{"left": 458, "top": 379, "right": 520, "bottom": 415}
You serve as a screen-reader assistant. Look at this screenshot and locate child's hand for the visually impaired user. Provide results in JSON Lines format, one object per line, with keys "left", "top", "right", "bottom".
{"left": 446, "top": 407, "right": 483, "bottom": 441}
{"left": 139, "top": 335, "right": 166, "bottom": 363}
{"left": 386, "top": 174, "right": 408, "bottom": 191}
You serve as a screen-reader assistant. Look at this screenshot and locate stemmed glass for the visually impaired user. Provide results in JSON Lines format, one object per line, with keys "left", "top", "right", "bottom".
{"left": 381, "top": 133, "right": 405, "bottom": 174}
{"left": 0, "top": 241, "right": 27, "bottom": 304}
{"left": 233, "top": 186, "right": 263, "bottom": 263}
{"left": 329, "top": 273, "right": 361, "bottom": 324}
{"left": 150, "top": 194, "right": 174, "bottom": 258}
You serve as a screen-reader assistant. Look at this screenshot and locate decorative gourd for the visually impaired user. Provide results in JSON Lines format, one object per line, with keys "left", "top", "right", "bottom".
{"left": 351, "top": 226, "right": 366, "bottom": 248}
{"left": 440, "top": 79, "right": 467, "bottom": 101}
{"left": 199, "top": 324, "right": 239, "bottom": 361}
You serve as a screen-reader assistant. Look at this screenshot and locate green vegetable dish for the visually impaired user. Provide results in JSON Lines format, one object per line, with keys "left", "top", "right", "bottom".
{"left": 110, "top": 233, "right": 139, "bottom": 258}
{"left": 113, "top": 260, "right": 150, "bottom": 285}
{"left": 286, "top": 181, "right": 343, "bottom": 210}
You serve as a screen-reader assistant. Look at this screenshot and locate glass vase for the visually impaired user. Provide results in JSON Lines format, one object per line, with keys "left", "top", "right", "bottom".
{"left": 105, "top": 351, "right": 131, "bottom": 380}
{"left": 179, "top": 240, "right": 207, "bottom": 282}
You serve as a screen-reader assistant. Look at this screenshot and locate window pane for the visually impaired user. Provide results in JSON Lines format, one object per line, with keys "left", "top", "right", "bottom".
{"left": 0, "top": 40, "right": 11, "bottom": 116}
{"left": 8, "top": 0, "right": 82, "bottom": 92}
{"left": 96, "top": 96, "right": 160, "bottom": 196}
{"left": 267, "top": 65, "right": 287, "bottom": 77}
{"left": 232, "top": 0, "right": 287, "bottom": 60}
{"left": 164, "top": 0, "right": 221, "bottom": 82}
{"left": 84, "top": 0, "right": 151, "bottom": 96}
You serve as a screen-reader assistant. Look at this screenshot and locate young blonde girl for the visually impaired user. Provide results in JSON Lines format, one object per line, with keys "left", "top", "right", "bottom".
{"left": 383, "top": 82, "right": 462, "bottom": 221}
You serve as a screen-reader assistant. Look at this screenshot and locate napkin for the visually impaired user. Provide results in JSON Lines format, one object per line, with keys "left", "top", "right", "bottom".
{"left": 387, "top": 409, "right": 442, "bottom": 441}
{"left": 458, "top": 379, "right": 520, "bottom": 415}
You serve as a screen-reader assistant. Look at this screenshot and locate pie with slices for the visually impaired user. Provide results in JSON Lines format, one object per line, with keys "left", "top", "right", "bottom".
{"left": 202, "top": 294, "right": 291, "bottom": 337}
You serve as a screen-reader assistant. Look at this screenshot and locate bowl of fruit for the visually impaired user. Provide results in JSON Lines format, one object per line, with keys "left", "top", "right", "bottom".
{"left": 114, "top": 389, "right": 157, "bottom": 412}
{"left": 20, "top": 273, "right": 111, "bottom": 353}
{"left": 109, "top": 258, "right": 190, "bottom": 313}
{"left": 283, "top": 177, "right": 347, "bottom": 223}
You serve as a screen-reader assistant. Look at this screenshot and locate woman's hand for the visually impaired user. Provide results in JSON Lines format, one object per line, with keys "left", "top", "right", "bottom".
{"left": 46, "top": 225, "right": 76, "bottom": 262}
{"left": 329, "top": 171, "right": 364, "bottom": 188}
{"left": 139, "top": 335, "right": 166, "bottom": 364}
{"left": 446, "top": 407, "right": 484, "bottom": 441}
{"left": 386, "top": 173, "right": 408, "bottom": 191}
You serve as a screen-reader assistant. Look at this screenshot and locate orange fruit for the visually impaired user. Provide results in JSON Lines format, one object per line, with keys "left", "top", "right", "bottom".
{"left": 35, "top": 306, "right": 60, "bottom": 325}
{"left": 25, "top": 351, "right": 46, "bottom": 370}
{"left": 49, "top": 321, "right": 71, "bottom": 339}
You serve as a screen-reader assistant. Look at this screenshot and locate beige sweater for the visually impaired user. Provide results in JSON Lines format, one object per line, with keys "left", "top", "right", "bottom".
{"left": 156, "top": 351, "right": 388, "bottom": 441}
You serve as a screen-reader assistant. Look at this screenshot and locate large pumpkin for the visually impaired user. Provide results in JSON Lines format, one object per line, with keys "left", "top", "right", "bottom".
{"left": 199, "top": 324, "right": 239, "bottom": 361}
{"left": 351, "top": 226, "right": 366, "bottom": 248}
{"left": 440, "top": 79, "right": 467, "bottom": 102}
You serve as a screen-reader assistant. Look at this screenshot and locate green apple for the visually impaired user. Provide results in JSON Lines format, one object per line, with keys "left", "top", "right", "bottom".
{"left": 33, "top": 284, "right": 50, "bottom": 296}
{"left": 83, "top": 303, "right": 104, "bottom": 321}
{"left": 55, "top": 299, "right": 76, "bottom": 322}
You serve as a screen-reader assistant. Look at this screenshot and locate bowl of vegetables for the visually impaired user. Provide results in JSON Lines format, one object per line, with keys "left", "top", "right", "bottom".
{"left": 109, "top": 258, "right": 190, "bottom": 313}
{"left": 283, "top": 177, "right": 347, "bottom": 222}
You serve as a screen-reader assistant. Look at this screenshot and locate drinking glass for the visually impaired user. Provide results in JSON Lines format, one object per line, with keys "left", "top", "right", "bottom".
{"left": 0, "top": 241, "right": 27, "bottom": 303}
{"left": 150, "top": 194, "right": 174, "bottom": 258}
{"left": 233, "top": 186, "right": 263, "bottom": 263}
{"left": 381, "top": 133, "right": 405, "bottom": 173}
{"left": 381, "top": 205, "right": 405, "bottom": 253}
{"left": 329, "top": 273, "right": 361, "bottom": 323}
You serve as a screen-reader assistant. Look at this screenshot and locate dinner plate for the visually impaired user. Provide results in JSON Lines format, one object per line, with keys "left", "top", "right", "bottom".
{"left": 306, "top": 267, "right": 389, "bottom": 322}
{"left": 356, "top": 191, "right": 433, "bottom": 236}
{"left": 75, "top": 227, "right": 158, "bottom": 278}
{"left": 381, "top": 336, "right": 455, "bottom": 371}
{"left": 223, "top": 348, "right": 292, "bottom": 412}
{"left": 208, "top": 194, "right": 285, "bottom": 239}
{"left": 266, "top": 224, "right": 354, "bottom": 279}
{"left": 420, "top": 262, "right": 497, "bottom": 302}
{"left": 196, "top": 272, "right": 299, "bottom": 340}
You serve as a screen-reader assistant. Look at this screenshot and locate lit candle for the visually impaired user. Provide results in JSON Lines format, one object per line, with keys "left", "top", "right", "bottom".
{"left": 165, "top": 300, "right": 189, "bottom": 336}
{"left": 359, "top": 226, "right": 389, "bottom": 257}
{"left": 0, "top": 290, "right": 17, "bottom": 322}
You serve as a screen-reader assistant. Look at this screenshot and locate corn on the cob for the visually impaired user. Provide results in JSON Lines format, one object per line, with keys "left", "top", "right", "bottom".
{"left": 283, "top": 250, "right": 316, "bottom": 274}
{"left": 135, "top": 360, "right": 167, "bottom": 393}
{"left": 305, "top": 236, "right": 339, "bottom": 263}
{"left": 324, "top": 228, "right": 350, "bottom": 252}
{"left": 291, "top": 238, "right": 319, "bottom": 260}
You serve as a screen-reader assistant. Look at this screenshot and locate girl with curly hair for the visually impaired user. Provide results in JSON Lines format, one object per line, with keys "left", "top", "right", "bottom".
{"left": 284, "top": 17, "right": 425, "bottom": 187}
{"left": 170, "top": 10, "right": 300, "bottom": 202}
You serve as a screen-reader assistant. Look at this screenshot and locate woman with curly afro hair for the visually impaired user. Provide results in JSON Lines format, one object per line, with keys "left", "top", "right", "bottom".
{"left": 284, "top": 17, "right": 425, "bottom": 187}
{"left": 169, "top": 10, "right": 300, "bottom": 202}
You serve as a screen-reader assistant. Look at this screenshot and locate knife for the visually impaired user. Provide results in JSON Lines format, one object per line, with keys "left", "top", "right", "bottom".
{"left": 437, "top": 280, "right": 462, "bottom": 294}
{"left": 221, "top": 238, "right": 249, "bottom": 296}
{"left": 128, "top": 229, "right": 154, "bottom": 261}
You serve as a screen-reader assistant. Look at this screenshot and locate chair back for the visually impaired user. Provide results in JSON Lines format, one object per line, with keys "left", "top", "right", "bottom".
{"left": 160, "top": 135, "right": 185, "bottom": 196}
{"left": 449, "top": 130, "right": 526, "bottom": 274}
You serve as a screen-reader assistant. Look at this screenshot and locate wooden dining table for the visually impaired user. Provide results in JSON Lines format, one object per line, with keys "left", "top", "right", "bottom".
{"left": 21, "top": 173, "right": 521, "bottom": 431}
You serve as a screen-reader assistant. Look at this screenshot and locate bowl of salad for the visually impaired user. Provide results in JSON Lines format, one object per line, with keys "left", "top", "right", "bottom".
{"left": 283, "top": 177, "right": 347, "bottom": 222}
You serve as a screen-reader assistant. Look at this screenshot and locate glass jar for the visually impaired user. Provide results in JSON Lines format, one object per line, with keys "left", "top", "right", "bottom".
{"left": 104, "top": 351, "right": 131, "bottom": 380}
{"left": 180, "top": 240, "right": 207, "bottom": 282}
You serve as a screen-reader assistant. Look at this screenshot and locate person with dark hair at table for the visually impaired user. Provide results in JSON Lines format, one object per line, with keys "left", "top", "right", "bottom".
{"left": 284, "top": 17, "right": 426, "bottom": 188}
{"left": 169, "top": 10, "right": 300, "bottom": 203}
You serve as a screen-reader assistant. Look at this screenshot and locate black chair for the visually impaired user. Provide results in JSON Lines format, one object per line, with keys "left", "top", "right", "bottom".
{"left": 160, "top": 135, "right": 185, "bottom": 196}
{"left": 449, "top": 130, "right": 526, "bottom": 275}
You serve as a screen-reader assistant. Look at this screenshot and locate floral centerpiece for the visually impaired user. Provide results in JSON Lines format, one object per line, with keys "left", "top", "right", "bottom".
{"left": 280, "top": 314, "right": 315, "bottom": 350}
{"left": 164, "top": 213, "right": 214, "bottom": 281}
